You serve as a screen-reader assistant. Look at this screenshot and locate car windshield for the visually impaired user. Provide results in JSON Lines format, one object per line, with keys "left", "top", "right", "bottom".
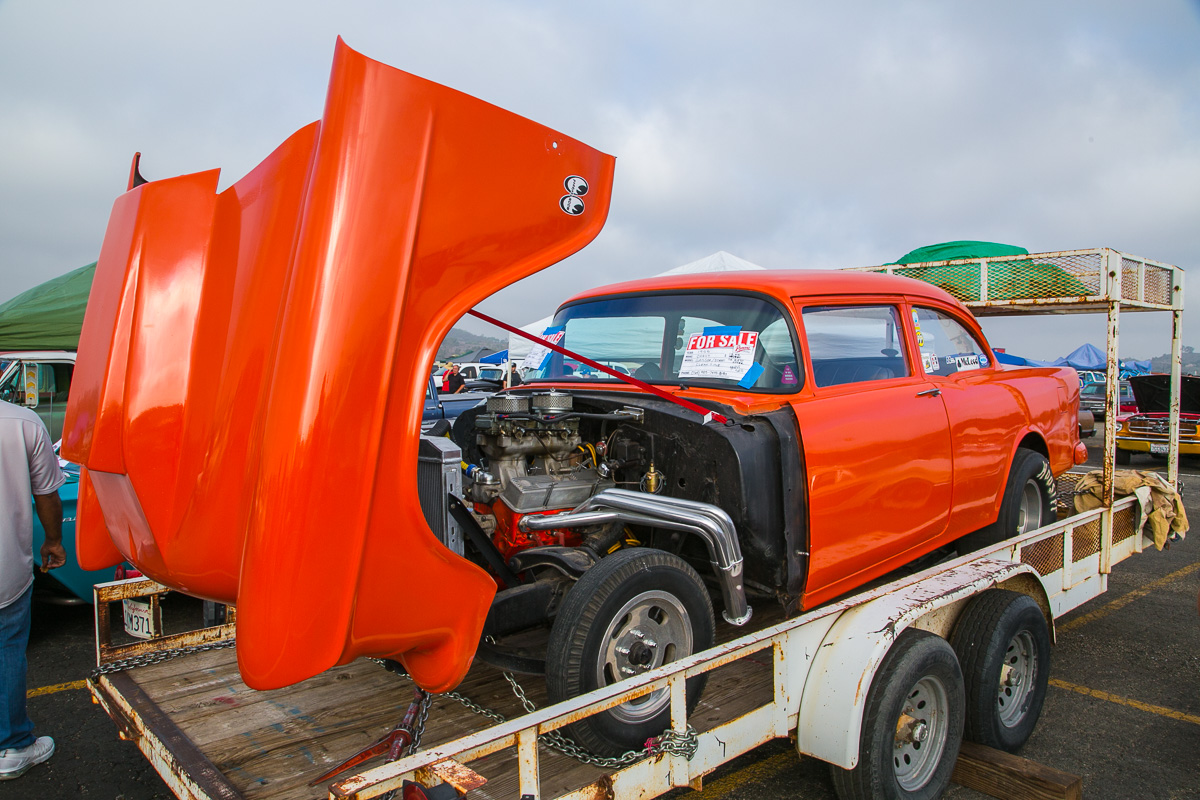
{"left": 479, "top": 368, "right": 503, "bottom": 381}
{"left": 523, "top": 292, "right": 800, "bottom": 392}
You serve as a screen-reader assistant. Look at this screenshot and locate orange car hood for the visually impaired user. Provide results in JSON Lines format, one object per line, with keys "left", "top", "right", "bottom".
{"left": 60, "top": 38, "right": 615, "bottom": 692}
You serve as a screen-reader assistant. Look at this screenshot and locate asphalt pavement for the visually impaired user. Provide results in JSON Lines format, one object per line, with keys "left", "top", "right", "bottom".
{"left": 4, "top": 446, "right": 1199, "bottom": 800}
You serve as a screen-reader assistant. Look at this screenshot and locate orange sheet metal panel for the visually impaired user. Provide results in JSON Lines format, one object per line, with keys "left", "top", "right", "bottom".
{"left": 61, "top": 38, "right": 615, "bottom": 692}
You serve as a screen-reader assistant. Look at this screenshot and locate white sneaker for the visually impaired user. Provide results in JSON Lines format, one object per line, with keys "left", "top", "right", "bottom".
{"left": 0, "top": 736, "right": 55, "bottom": 780}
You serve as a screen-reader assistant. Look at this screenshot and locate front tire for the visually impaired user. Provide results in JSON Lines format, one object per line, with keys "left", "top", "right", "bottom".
{"left": 958, "top": 448, "right": 1054, "bottom": 553}
{"left": 1115, "top": 447, "right": 1132, "bottom": 465}
{"left": 831, "top": 629, "right": 965, "bottom": 800}
{"left": 949, "top": 590, "right": 1051, "bottom": 752}
{"left": 545, "top": 548, "right": 715, "bottom": 756}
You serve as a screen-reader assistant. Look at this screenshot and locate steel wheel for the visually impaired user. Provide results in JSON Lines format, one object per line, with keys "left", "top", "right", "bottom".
{"left": 831, "top": 629, "right": 964, "bottom": 800}
{"left": 546, "top": 548, "right": 715, "bottom": 756}
{"left": 1015, "top": 480, "right": 1044, "bottom": 534}
{"left": 950, "top": 589, "right": 1051, "bottom": 752}
{"left": 996, "top": 630, "right": 1037, "bottom": 727}
{"left": 893, "top": 675, "right": 952, "bottom": 792}
{"left": 596, "top": 590, "right": 693, "bottom": 724}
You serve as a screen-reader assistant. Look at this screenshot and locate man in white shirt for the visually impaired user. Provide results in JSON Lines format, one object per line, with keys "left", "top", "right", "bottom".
{"left": 0, "top": 400, "right": 65, "bottom": 781}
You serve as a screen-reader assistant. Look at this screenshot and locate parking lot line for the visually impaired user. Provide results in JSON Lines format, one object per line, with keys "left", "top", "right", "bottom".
{"left": 26, "top": 679, "right": 87, "bottom": 699}
{"left": 1057, "top": 561, "right": 1200, "bottom": 633}
{"left": 1050, "top": 679, "right": 1200, "bottom": 727}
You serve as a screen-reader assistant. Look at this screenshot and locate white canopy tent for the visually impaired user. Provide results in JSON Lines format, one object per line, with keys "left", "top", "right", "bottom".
{"left": 507, "top": 251, "right": 765, "bottom": 360}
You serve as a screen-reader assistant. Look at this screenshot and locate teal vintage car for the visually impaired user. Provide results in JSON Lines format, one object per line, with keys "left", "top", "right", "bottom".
{"left": 32, "top": 456, "right": 114, "bottom": 603}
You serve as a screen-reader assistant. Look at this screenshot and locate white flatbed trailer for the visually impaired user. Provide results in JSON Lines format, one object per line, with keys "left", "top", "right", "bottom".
{"left": 88, "top": 478, "right": 1150, "bottom": 800}
{"left": 86, "top": 247, "right": 1186, "bottom": 800}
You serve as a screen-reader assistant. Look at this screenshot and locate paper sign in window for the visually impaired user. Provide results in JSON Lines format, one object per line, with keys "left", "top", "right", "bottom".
{"left": 522, "top": 327, "right": 565, "bottom": 371}
{"left": 678, "top": 328, "right": 759, "bottom": 381}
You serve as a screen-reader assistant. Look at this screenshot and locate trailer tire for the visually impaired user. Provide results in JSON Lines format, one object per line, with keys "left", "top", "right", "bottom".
{"left": 830, "top": 629, "right": 964, "bottom": 800}
{"left": 545, "top": 547, "right": 714, "bottom": 757}
{"left": 949, "top": 589, "right": 1050, "bottom": 753}
{"left": 958, "top": 449, "right": 1054, "bottom": 554}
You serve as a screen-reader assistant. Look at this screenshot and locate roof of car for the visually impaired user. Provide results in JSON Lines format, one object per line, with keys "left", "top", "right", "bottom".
{"left": 562, "top": 269, "right": 964, "bottom": 308}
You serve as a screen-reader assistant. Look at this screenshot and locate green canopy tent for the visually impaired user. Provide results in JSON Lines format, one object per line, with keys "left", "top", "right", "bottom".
{"left": 0, "top": 262, "right": 96, "bottom": 351}
{"left": 887, "top": 241, "right": 1092, "bottom": 303}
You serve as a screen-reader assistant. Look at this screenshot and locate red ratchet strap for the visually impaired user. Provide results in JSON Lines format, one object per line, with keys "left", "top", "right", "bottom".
{"left": 468, "top": 309, "right": 729, "bottom": 425}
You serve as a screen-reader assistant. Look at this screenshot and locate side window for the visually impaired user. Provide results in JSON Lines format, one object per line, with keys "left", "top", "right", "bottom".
{"left": 37, "top": 363, "right": 56, "bottom": 407}
{"left": 0, "top": 364, "right": 20, "bottom": 404}
{"left": 52, "top": 364, "right": 72, "bottom": 403}
{"left": 912, "top": 308, "right": 991, "bottom": 377}
{"left": 801, "top": 305, "right": 910, "bottom": 387}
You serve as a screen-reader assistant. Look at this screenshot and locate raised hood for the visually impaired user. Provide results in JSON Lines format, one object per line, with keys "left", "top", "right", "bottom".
{"left": 1129, "top": 374, "right": 1200, "bottom": 415}
{"left": 60, "top": 39, "right": 615, "bottom": 692}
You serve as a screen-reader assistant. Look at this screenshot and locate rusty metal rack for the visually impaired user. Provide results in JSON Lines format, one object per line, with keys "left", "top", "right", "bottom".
{"left": 849, "top": 247, "right": 1187, "bottom": 492}
{"left": 847, "top": 247, "right": 1182, "bottom": 315}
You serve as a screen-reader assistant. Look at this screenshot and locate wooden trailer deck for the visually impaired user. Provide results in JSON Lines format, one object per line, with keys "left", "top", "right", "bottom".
{"left": 89, "top": 609, "right": 785, "bottom": 800}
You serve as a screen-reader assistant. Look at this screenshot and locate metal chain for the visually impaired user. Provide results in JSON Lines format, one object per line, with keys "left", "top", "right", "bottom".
{"left": 405, "top": 689, "right": 432, "bottom": 757}
{"left": 89, "top": 638, "right": 236, "bottom": 679}
{"left": 442, "top": 670, "right": 698, "bottom": 768}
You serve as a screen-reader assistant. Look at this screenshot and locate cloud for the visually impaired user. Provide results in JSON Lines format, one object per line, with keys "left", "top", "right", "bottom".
{"left": 1, "top": 0, "right": 1197, "bottom": 359}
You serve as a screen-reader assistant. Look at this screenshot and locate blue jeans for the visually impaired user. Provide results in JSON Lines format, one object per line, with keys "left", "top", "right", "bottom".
{"left": 0, "top": 583, "right": 34, "bottom": 750}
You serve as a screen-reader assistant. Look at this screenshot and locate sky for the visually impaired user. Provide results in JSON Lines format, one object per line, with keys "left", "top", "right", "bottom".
{"left": 1, "top": 1, "right": 1198, "bottom": 360}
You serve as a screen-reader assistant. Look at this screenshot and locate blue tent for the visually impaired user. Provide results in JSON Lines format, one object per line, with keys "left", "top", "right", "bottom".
{"left": 480, "top": 349, "right": 508, "bottom": 364}
{"left": 1054, "top": 343, "right": 1106, "bottom": 371}
{"left": 994, "top": 351, "right": 1055, "bottom": 368}
{"left": 1120, "top": 359, "right": 1152, "bottom": 377}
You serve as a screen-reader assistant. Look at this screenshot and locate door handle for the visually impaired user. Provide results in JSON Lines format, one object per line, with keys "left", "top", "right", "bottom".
{"left": 917, "top": 387, "right": 941, "bottom": 397}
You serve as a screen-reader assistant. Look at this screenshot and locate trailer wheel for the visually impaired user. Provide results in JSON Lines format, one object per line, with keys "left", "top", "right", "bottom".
{"left": 958, "top": 449, "right": 1054, "bottom": 553}
{"left": 1115, "top": 447, "right": 1132, "bottom": 465}
{"left": 545, "top": 547, "right": 714, "bottom": 757}
{"left": 949, "top": 589, "right": 1050, "bottom": 752}
{"left": 830, "top": 629, "right": 964, "bottom": 800}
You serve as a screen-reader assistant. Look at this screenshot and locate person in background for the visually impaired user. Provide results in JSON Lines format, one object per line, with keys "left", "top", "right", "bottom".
{"left": 0, "top": 400, "right": 66, "bottom": 781}
{"left": 445, "top": 364, "right": 466, "bottom": 394}
{"left": 507, "top": 363, "right": 523, "bottom": 389}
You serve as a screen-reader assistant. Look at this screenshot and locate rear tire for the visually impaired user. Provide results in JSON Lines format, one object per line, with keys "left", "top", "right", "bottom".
{"left": 949, "top": 590, "right": 1051, "bottom": 752}
{"left": 545, "top": 548, "right": 714, "bottom": 756}
{"left": 958, "top": 449, "right": 1054, "bottom": 553}
{"left": 830, "top": 629, "right": 965, "bottom": 800}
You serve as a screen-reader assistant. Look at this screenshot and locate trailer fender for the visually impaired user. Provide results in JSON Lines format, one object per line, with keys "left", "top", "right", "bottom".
{"left": 795, "top": 558, "right": 1045, "bottom": 768}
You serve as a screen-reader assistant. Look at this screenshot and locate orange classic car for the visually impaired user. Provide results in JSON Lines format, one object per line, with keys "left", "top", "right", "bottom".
{"left": 61, "top": 40, "right": 1086, "bottom": 757}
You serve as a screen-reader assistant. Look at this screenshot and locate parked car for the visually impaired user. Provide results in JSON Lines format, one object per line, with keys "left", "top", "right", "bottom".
{"left": 62, "top": 52, "right": 1085, "bottom": 761}
{"left": 456, "top": 362, "right": 505, "bottom": 391}
{"left": 1115, "top": 374, "right": 1200, "bottom": 464}
{"left": 1078, "top": 370, "right": 1106, "bottom": 387}
{"left": 0, "top": 351, "right": 76, "bottom": 441}
{"left": 29, "top": 453, "right": 117, "bottom": 603}
{"left": 1078, "top": 408, "right": 1096, "bottom": 440}
{"left": 443, "top": 269, "right": 1086, "bottom": 753}
{"left": 422, "top": 375, "right": 492, "bottom": 426}
{"left": 1079, "top": 379, "right": 1137, "bottom": 421}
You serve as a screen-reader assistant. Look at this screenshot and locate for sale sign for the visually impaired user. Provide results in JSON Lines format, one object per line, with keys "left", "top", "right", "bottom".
{"left": 678, "top": 327, "right": 760, "bottom": 382}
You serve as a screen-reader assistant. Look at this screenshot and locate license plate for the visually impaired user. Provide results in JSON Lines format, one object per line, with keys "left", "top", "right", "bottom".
{"left": 1150, "top": 443, "right": 1169, "bottom": 455}
{"left": 123, "top": 599, "right": 158, "bottom": 640}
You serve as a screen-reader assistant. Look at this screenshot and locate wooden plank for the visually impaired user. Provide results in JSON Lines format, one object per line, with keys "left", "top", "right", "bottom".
{"left": 103, "top": 608, "right": 783, "bottom": 800}
{"left": 101, "top": 671, "right": 246, "bottom": 800}
{"left": 952, "top": 740, "right": 1083, "bottom": 800}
